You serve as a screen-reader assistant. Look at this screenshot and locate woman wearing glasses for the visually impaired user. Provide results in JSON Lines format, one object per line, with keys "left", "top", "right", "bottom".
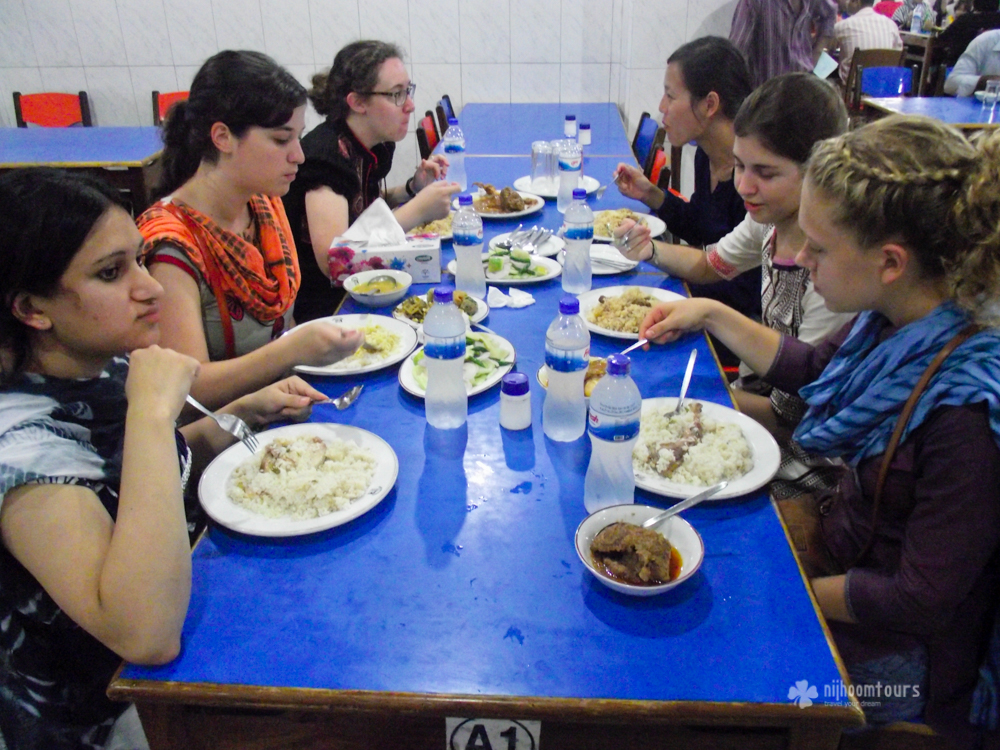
{"left": 283, "top": 40, "right": 460, "bottom": 322}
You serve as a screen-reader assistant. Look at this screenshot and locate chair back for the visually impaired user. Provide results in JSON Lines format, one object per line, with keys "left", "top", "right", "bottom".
{"left": 844, "top": 48, "right": 906, "bottom": 108}
{"left": 648, "top": 148, "right": 667, "bottom": 186}
{"left": 861, "top": 66, "right": 914, "bottom": 97}
{"left": 13, "top": 91, "right": 92, "bottom": 127}
{"left": 669, "top": 145, "right": 683, "bottom": 192}
{"left": 632, "top": 112, "right": 660, "bottom": 173}
{"left": 440, "top": 94, "right": 455, "bottom": 121}
{"left": 152, "top": 90, "right": 189, "bottom": 126}
{"left": 417, "top": 112, "right": 439, "bottom": 160}
{"left": 435, "top": 103, "right": 449, "bottom": 137}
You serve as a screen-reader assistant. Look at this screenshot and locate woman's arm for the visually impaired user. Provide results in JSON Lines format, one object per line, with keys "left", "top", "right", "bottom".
{"left": 149, "top": 260, "right": 363, "bottom": 410}
{"left": 0, "top": 347, "right": 197, "bottom": 664}
{"left": 304, "top": 187, "right": 351, "bottom": 279}
{"left": 614, "top": 219, "right": 725, "bottom": 284}
{"left": 391, "top": 180, "right": 461, "bottom": 231}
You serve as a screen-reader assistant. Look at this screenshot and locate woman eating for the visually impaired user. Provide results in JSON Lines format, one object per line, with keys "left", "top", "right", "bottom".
{"left": 638, "top": 115, "right": 1000, "bottom": 741}
{"left": 282, "top": 40, "right": 461, "bottom": 322}
{"left": 0, "top": 168, "right": 327, "bottom": 748}
{"left": 138, "top": 50, "right": 362, "bottom": 410}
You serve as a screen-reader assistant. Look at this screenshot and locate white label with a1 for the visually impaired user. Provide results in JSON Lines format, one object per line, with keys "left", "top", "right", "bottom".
{"left": 445, "top": 718, "right": 540, "bottom": 750}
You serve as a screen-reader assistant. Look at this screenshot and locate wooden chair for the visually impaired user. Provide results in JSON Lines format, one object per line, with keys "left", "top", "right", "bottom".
{"left": 631, "top": 112, "right": 660, "bottom": 173}
{"left": 13, "top": 91, "right": 92, "bottom": 127}
{"left": 844, "top": 48, "right": 907, "bottom": 109}
{"left": 152, "top": 90, "right": 189, "bottom": 126}
{"left": 416, "top": 112, "right": 440, "bottom": 160}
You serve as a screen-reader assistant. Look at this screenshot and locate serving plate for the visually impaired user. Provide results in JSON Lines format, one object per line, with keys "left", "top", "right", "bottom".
{"left": 398, "top": 332, "right": 515, "bottom": 398}
{"left": 291, "top": 314, "right": 418, "bottom": 376}
{"left": 446, "top": 254, "right": 562, "bottom": 285}
{"left": 592, "top": 210, "right": 667, "bottom": 242}
{"left": 406, "top": 212, "right": 453, "bottom": 240}
{"left": 199, "top": 423, "right": 398, "bottom": 537}
{"left": 557, "top": 245, "right": 639, "bottom": 275}
{"left": 577, "top": 286, "right": 685, "bottom": 340}
{"left": 512, "top": 174, "right": 601, "bottom": 199}
{"left": 452, "top": 189, "right": 545, "bottom": 219}
{"left": 392, "top": 294, "right": 489, "bottom": 328}
{"left": 488, "top": 231, "right": 565, "bottom": 258}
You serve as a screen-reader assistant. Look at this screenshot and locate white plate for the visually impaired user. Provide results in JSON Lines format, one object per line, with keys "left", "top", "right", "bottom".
{"left": 398, "top": 332, "right": 516, "bottom": 398}
{"left": 447, "top": 254, "right": 562, "bottom": 285}
{"left": 406, "top": 212, "right": 453, "bottom": 241}
{"left": 633, "top": 397, "right": 780, "bottom": 500}
{"left": 575, "top": 504, "right": 704, "bottom": 596}
{"left": 392, "top": 294, "right": 489, "bottom": 328}
{"left": 198, "top": 423, "right": 398, "bottom": 537}
{"left": 577, "top": 286, "right": 685, "bottom": 340}
{"left": 556, "top": 245, "right": 639, "bottom": 275}
{"left": 512, "top": 174, "right": 601, "bottom": 199}
{"left": 452, "top": 190, "right": 545, "bottom": 219}
{"left": 592, "top": 211, "right": 667, "bottom": 242}
{"left": 292, "top": 314, "right": 418, "bottom": 376}
{"left": 488, "top": 231, "right": 566, "bottom": 258}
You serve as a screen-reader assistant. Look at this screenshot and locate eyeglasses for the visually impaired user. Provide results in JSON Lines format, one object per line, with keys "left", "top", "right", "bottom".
{"left": 360, "top": 82, "right": 416, "bottom": 107}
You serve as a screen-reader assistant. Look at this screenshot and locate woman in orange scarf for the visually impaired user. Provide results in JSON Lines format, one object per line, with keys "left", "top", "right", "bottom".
{"left": 138, "top": 51, "right": 361, "bottom": 409}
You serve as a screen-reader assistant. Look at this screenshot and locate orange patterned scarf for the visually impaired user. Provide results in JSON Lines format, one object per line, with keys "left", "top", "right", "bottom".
{"left": 137, "top": 195, "right": 300, "bottom": 323}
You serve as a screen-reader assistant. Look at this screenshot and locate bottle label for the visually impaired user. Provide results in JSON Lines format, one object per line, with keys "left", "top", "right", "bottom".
{"left": 588, "top": 411, "right": 640, "bottom": 442}
{"left": 424, "top": 336, "right": 466, "bottom": 360}
{"left": 545, "top": 344, "right": 590, "bottom": 372}
{"left": 444, "top": 143, "right": 465, "bottom": 154}
{"left": 564, "top": 225, "right": 593, "bottom": 241}
{"left": 558, "top": 156, "right": 582, "bottom": 172}
{"left": 453, "top": 229, "right": 483, "bottom": 246}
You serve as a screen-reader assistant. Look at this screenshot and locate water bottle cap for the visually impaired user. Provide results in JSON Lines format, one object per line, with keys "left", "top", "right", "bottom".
{"left": 448, "top": 117, "right": 459, "bottom": 126}
{"left": 572, "top": 188, "right": 586, "bottom": 200}
{"left": 580, "top": 123, "right": 590, "bottom": 129}
{"left": 606, "top": 353, "right": 630, "bottom": 376}
{"left": 558, "top": 295, "right": 580, "bottom": 315}
{"left": 433, "top": 286, "right": 454, "bottom": 304}
{"left": 501, "top": 372, "right": 529, "bottom": 396}
{"left": 458, "top": 194, "right": 473, "bottom": 206}
{"left": 565, "top": 114, "right": 576, "bottom": 121}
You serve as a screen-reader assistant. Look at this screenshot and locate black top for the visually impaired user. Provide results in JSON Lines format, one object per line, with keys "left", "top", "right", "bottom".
{"left": 284, "top": 119, "right": 395, "bottom": 322}
{"left": 936, "top": 12, "right": 1000, "bottom": 66}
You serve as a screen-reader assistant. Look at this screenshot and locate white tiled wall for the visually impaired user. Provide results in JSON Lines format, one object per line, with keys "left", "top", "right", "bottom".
{"left": 0, "top": 0, "right": 736, "bottom": 188}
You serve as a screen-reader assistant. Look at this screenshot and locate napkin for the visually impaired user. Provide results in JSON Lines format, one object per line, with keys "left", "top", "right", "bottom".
{"left": 339, "top": 198, "right": 407, "bottom": 246}
{"left": 487, "top": 286, "right": 535, "bottom": 308}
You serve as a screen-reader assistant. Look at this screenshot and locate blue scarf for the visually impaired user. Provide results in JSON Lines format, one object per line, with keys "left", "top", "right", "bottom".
{"left": 793, "top": 302, "right": 1000, "bottom": 466}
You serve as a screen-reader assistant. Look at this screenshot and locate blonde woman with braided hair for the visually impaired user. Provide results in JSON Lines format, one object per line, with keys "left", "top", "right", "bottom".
{"left": 638, "top": 115, "right": 1000, "bottom": 741}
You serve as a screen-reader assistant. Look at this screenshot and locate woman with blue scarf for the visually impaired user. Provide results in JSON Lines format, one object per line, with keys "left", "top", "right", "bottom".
{"left": 638, "top": 115, "right": 1000, "bottom": 745}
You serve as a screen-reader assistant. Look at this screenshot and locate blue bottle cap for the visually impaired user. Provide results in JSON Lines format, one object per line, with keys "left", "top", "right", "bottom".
{"left": 580, "top": 122, "right": 590, "bottom": 129}
{"left": 501, "top": 372, "right": 530, "bottom": 396}
{"left": 433, "top": 286, "right": 454, "bottom": 304}
{"left": 558, "top": 295, "right": 580, "bottom": 315}
{"left": 448, "top": 117, "right": 459, "bottom": 126}
{"left": 606, "top": 353, "right": 630, "bottom": 376}
{"left": 565, "top": 114, "right": 576, "bottom": 121}
{"left": 458, "top": 194, "right": 473, "bottom": 206}
{"left": 572, "top": 188, "right": 586, "bottom": 200}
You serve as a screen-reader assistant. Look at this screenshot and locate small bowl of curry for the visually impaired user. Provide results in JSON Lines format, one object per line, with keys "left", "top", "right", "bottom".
{"left": 344, "top": 269, "right": 412, "bottom": 307}
{"left": 574, "top": 504, "right": 704, "bottom": 596}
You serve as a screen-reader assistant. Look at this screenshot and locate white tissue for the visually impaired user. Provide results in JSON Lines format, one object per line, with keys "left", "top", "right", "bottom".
{"left": 339, "top": 198, "right": 407, "bottom": 246}
{"left": 487, "top": 286, "right": 535, "bottom": 308}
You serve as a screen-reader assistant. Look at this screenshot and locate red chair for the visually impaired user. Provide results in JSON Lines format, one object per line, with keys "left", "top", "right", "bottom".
{"left": 13, "top": 91, "right": 92, "bottom": 127}
{"left": 648, "top": 148, "right": 667, "bottom": 185}
{"left": 416, "top": 112, "right": 440, "bottom": 160}
{"left": 152, "top": 90, "right": 189, "bottom": 126}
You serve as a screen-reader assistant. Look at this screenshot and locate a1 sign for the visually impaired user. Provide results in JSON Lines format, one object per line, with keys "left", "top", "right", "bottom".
{"left": 445, "top": 718, "right": 540, "bottom": 750}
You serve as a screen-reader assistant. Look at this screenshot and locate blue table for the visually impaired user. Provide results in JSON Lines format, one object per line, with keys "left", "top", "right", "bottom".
{"left": 110, "top": 118, "right": 861, "bottom": 750}
{"left": 0, "top": 126, "right": 164, "bottom": 212}
{"left": 862, "top": 95, "right": 1000, "bottom": 129}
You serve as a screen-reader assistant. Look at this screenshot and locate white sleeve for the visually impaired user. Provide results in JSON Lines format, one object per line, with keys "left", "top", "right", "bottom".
{"left": 798, "top": 281, "right": 856, "bottom": 345}
{"left": 706, "top": 216, "right": 768, "bottom": 280}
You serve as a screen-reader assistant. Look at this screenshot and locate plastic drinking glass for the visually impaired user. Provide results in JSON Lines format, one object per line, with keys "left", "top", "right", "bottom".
{"left": 985, "top": 80, "right": 1000, "bottom": 106}
{"left": 531, "top": 140, "right": 553, "bottom": 192}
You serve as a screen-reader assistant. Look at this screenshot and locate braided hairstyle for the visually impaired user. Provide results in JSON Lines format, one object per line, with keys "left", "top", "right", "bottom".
{"left": 806, "top": 114, "right": 1000, "bottom": 323}
{"left": 153, "top": 50, "right": 306, "bottom": 200}
{"left": 309, "top": 40, "right": 404, "bottom": 123}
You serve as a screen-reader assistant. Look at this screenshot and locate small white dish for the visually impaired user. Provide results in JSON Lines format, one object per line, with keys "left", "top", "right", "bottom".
{"left": 575, "top": 504, "right": 704, "bottom": 596}
{"left": 512, "top": 174, "right": 601, "bottom": 199}
{"left": 446, "top": 254, "right": 562, "bottom": 285}
{"left": 343, "top": 269, "right": 412, "bottom": 307}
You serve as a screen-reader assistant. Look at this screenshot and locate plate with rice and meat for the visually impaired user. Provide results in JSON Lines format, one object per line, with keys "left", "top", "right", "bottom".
{"left": 291, "top": 314, "right": 419, "bottom": 376}
{"left": 199, "top": 423, "right": 399, "bottom": 536}
{"left": 592, "top": 209, "right": 666, "bottom": 242}
{"left": 632, "top": 398, "right": 780, "bottom": 500}
{"left": 578, "top": 286, "right": 685, "bottom": 340}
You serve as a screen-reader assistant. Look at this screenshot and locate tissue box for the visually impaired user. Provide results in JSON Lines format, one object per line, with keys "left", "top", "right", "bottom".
{"left": 327, "top": 237, "right": 441, "bottom": 286}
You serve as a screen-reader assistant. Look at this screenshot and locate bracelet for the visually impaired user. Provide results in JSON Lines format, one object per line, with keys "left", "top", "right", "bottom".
{"left": 404, "top": 177, "right": 417, "bottom": 198}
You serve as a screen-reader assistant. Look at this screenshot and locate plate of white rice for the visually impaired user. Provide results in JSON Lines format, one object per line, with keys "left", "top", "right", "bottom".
{"left": 291, "top": 314, "right": 418, "bottom": 376}
{"left": 578, "top": 286, "right": 686, "bottom": 340}
{"left": 632, "top": 398, "right": 780, "bottom": 500}
{"left": 199, "top": 423, "right": 398, "bottom": 536}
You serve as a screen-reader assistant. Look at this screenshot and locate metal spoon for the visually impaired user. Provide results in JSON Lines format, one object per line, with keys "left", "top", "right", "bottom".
{"left": 619, "top": 338, "right": 648, "bottom": 356}
{"left": 326, "top": 384, "right": 363, "bottom": 410}
{"left": 673, "top": 349, "right": 697, "bottom": 414}
{"left": 594, "top": 169, "right": 624, "bottom": 200}
{"left": 641, "top": 481, "right": 728, "bottom": 530}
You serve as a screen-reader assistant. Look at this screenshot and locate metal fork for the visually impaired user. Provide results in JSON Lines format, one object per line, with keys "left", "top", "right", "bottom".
{"left": 185, "top": 395, "right": 260, "bottom": 453}
{"left": 520, "top": 228, "right": 551, "bottom": 254}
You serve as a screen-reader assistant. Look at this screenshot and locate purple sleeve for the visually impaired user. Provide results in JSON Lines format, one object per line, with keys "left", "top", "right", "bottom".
{"left": 729, "top": 0, "right": 755, "bottom": 47}
{"left": 812, "top": 0, "right": 838, "bottom": 36}
{"left": 762, "top": 319, "right": 856, "bottom": 393}
{"left": 846, "top": 405, "right": 1000, "bottom": 635}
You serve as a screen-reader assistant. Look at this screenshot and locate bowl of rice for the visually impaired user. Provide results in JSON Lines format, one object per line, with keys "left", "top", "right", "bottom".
{"left": 344, "top": 269, "right": 412, "bottom": 307}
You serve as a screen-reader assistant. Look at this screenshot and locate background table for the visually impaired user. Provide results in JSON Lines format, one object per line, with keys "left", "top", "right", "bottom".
{"left": 862, "top": 95, "right": 1000, "bottom": 128}
{"left": 109, "top": 121, "right": 861, "bottom": 750}
{"left": 0, "top": 126, "right": 164, "bottom": 213}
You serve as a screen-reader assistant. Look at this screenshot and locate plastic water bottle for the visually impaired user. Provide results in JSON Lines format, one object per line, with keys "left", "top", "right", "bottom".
{"left": 562, "top": 188, "right": 593, "bottom": 294}
{"left": 543, "top": 296, "right": 590, "bottom": 442}
{"left": 584, "top": 353, "right": 642, "bottom": 513}
{"left": 452, "top": 194, "right": 486, "bottom": 299}
{"left": 910, "top": 3, "right": 925, "bottom": 33}
{"left": 423, "top": 287, "right": 468, "bottom": 429}
{"left": 556, "top": 141, "right": 582, "bottom": 213}
{"left": 442, "top": 117, "right": 467, "bottom": 191}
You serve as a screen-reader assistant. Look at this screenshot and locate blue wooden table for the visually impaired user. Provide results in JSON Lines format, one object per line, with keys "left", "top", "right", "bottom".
{"left": 110, "top": 126, "right": 861, "bottom": 750}
{"left": 0, "top": 126, "right": 164, "bottom": 212}
{"left": 862, "top": 95, "right": 1000, "bottom": 128}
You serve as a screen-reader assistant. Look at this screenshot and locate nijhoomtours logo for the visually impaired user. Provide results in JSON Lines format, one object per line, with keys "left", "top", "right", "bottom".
{"left": 789, "top": 678, "right": 921, "bottom": 708}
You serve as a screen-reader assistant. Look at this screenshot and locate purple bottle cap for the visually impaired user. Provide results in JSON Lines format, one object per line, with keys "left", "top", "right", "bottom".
{"left": 572, "top": 188, "right": 586, "bottom": 200}
{"left": 433, "top": 286, "right": 454, "bottom": 304}
{"left": 606, "top": 353, "right": 630, "bottom": 376}
{"left": 558, "top": 295, "right": 580, "bottom": 315}
{"left": 458, "top": 194, "right": 473, "bottom": 206}
{"left": 501, "top": 372, "right": 530, "bottom": 396}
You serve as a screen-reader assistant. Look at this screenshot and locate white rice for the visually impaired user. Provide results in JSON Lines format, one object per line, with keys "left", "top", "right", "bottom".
{"left": 228, "top": 435, "right": 377, "bottom": 519}
{"left": 633, "top": 404, "right": 753, "bottom": 485}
